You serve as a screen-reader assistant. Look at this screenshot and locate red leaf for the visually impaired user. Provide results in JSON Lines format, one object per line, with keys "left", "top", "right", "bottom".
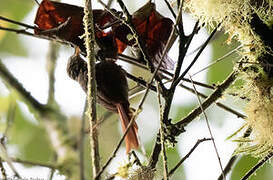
{"left": 34, "top": 0, "right": 84, "bottom": 43}
{"left": 34, "top": 0, "right": 119, "bottom": 58}
{"left": 114, "top": 2, "right": 174, "bottom": 69}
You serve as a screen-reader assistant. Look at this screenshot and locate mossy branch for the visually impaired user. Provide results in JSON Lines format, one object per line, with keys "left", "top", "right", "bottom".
{"left": 156, "top": 82, "right": 169, "bottom": 180}
{"left": 83, "top": 0, "right": 100, "bottom": 178}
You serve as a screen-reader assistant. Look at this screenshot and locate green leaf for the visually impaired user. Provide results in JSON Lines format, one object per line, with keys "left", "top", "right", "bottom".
{"left": 0, "top": 0, "right": 35, "bottom": 56}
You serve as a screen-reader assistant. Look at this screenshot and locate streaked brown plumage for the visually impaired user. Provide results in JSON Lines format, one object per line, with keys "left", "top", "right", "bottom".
{"left": 67, "top": 48, "right": 139, "bottom": 153}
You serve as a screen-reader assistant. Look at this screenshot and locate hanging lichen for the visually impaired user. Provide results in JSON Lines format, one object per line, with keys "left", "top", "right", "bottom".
{"left": 185, "top": 0, "right": 273, "bottom": 156}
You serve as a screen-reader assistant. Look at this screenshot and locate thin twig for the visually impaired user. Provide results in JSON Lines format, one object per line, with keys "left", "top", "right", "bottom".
{"left": 176, "top": 70, "right": 238, "bottom": 128}
{"left": 179, "top": 84, "right": 246, "bottom": 119}
{"left": 174, "top": 0, "right": 185, "bottom": 37}
{"left": 189, "top": 74, "right": 226, "bottom": 180}
{"left": 116, "top": 0, "right": 154, "bottom": 72}
{"left": 10, "top": 158, "right": 57, "bottom": 169}
{"left": 33, "top": 0, "right": 40, "bottom": 5}
{"left": 163, "top": 0, "right": 176, "bottom": 19}
{"left": 95, "top": 105, "right": 143, "bottom": 179}
{"left": 133, "top": 0, "right": 189, "bottom": 118}
{"left": 0, "top": 59, "right": 56, "bottom": 117}
{"left": 95, "top": 116, "right": 137, "bottom": 179}
{"left": 191, "top": 45, "right": 242, "bottom": 77}
{"left": 0, "top": 26, "right": 73, "bottom": 49}
{"left": 0, "top": 142, "right": 21, "bottom": 178}
{"left": 48, "top": 169, "right": 55, "bottom": 180}
{"left": 116, "top": 0, "right": 167, "bottom": 94}
{"left": 218, "top": 156, "right": 238, "bottom": 180}
{"left": 150, "top": 19, "right": 199, "bottom": 172}
{"left": 127, "top": 71, "right": 246, "bottom": 119}
{"left": 148, "top": 16, "right": 200, "bottom": 170}
{"left": 119, "top": 53, "right": 215, "bottom": 90}
{"left": 241, "top": 151, "right": 273, "bottom": 180}
{"left": 83, "top": 0, "right": 100, "bottom": 178}
{"left": 130, "top": 151, "right": 142, "bottom": 167}
{"left": 85, "top": 112, "right": 114, "bottom": 134}
{"left": 167, "top": 138, "right": 212, "bottom": 178}
{"left": 172, "top": 22, "right": 222, "bottom": 88}
{"left": 48, "top": 153, "right": 57, "bottom": 180}
{"left": 171, "top": 21, "right": 199, "bottom": 87}
{"left": 0, "top": 16, "right": 35, "bottom": 29}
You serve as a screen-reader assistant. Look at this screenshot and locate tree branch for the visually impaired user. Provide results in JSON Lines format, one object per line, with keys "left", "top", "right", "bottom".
{"left": 0, "top": 25, "right": 73, "bottom": 48}
{"left": 83, "top": 0, "right": 100, "bottom": 178}
{"left": 172, "top": 22, "right": 221, "bottom": 88}
{"left": 179, "top": 84, "right": 246, "bottom": 119}
{"left": 176, "top": 70, "right": 238, "bottom": 128}
{"left": 0, "top": 60, "right": 53, "bottom": 116}
{"left": 10, "top": 157, "right": 57, "bottom": 169}
{"left": 0, "top": 16, "right": 35, "bottom": 30}
{"left": 149, "top": 70, "right": 238, "bottom": 169}
{"left": 156, "top": 83, "right": 168, "bottom": 180}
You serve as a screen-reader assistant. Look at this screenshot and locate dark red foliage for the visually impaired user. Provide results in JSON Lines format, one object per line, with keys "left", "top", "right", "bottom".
{"left": 34, "top": 0, "right": 119, "bottom": 57}
{"left": 34, "top": 1, "right": 174, "bottom": 68}
{"left": 34, "top": 0, "right": 85, "bottom": 50}
{"left": 114, "top": 2, "right": 174, "bottom": 69}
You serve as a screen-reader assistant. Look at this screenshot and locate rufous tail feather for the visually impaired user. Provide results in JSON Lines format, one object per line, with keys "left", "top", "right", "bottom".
{"left": 116, "top": 103, "right": 139, "bottom": 153}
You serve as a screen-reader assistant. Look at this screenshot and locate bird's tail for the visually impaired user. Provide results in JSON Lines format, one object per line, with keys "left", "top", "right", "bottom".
{"left": 116, "top": 104, "right": 139, "bottom": 153}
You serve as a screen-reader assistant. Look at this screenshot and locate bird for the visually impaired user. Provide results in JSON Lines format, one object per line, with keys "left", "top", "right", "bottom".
{"left": 67, "top": 47, "right": 139, "bottom": 153}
